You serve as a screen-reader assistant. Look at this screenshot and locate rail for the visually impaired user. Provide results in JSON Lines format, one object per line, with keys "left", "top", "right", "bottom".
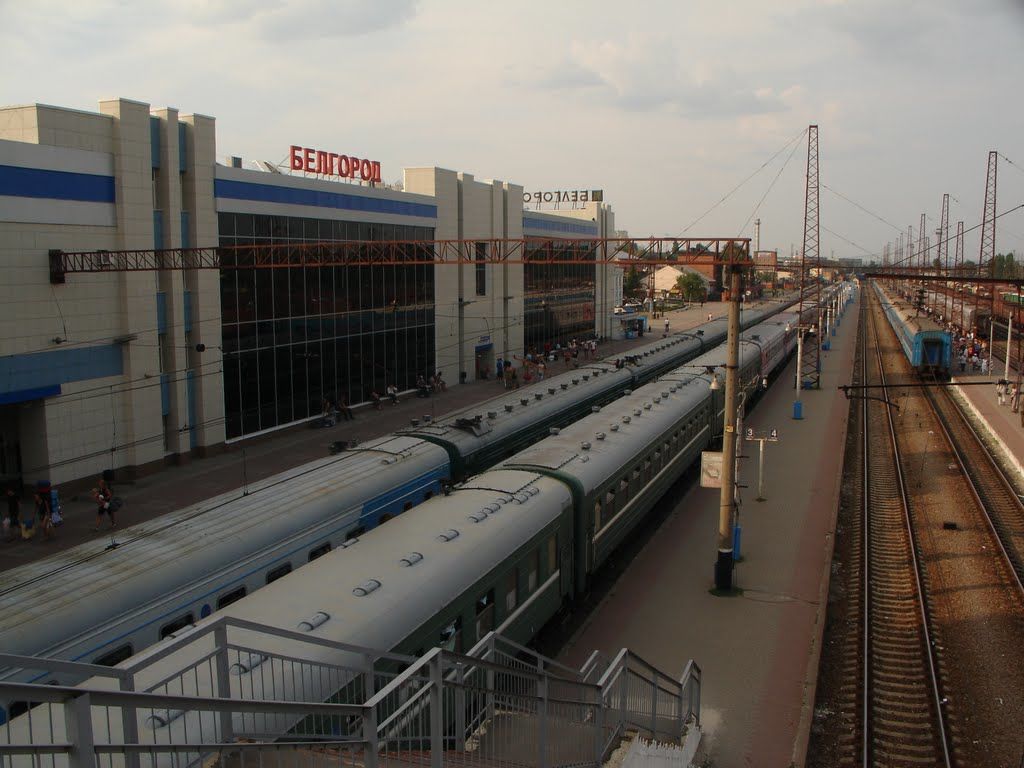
{"left": 1, "top": 622, "right": 700, "bottom": 768}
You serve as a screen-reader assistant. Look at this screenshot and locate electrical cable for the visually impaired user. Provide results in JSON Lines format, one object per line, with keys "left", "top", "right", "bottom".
{"left": 681, "top": 128, "right": 808, "bottom": 234}
{"left": 822, "top": 183, "right": 907, "bottom": 234}
{"left": 737, "top": 136, "right": 804, "bottom": 239}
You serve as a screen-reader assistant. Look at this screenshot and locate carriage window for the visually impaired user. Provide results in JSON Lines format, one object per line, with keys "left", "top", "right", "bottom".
{"left": 217, "top": 586, "right": 247, "bottom": 609}
{"left": 594, "top": 499, "right": 603, "bottom": 531}
{"left": 528, "top": 550, "right": 540, "bottom": 592}
{"left": 160, "top": 613, "right": 194, "bottom": 639}
{"left": 440, "top": 616, "right": 462, "bottom": 653}
{"left": 505, "top": 569, "right": 518, "bottom": 612}
{"left": 475, "top": 589, "right": 495, "bottom": 640}
{"left": 606, "top": 488, "right": 616, "bottom": 517}
{"left": 547, "top": 536, "right": 558, "bottom": 575}
{"left": 266, "top": 563, "right": 292, "bottom": 584}
{"left": 620, "top": 477, "right": 630, "bottom": 503}
{"left": 308, "top": 542, "right": 332, "bottom": 562}
{"left": 94, "top": 644, "right": 134, "bottom": 667}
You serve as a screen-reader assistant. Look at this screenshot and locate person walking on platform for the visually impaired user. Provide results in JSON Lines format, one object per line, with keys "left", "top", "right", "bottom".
{"left": 338, "top": 394, "right": 354, "bottom": 421}
{"left": 4, "top": 487, "right": 19, "bottom": 542}
{"left": 997, "top": 380, "right": 1006, "bottom": 405}
{"left": 35, "top": 488, "right": 54, "bottom": 541}
{"left": 92, "top": 476, "right": 116, "bottom": 530}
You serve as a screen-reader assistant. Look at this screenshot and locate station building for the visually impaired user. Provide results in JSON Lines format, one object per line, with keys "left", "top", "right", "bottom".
{"left": 0, "top": 97, "right": 620, "bottom": 488}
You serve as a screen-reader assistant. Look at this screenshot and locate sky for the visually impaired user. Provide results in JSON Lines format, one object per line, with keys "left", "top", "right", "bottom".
{"left": 2, "top": 0, "right": 1023, "bottom": 263}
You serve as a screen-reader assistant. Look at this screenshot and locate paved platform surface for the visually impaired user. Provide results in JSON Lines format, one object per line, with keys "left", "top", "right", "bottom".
{"left": 556, "top": 299, "right": 860, "bottom": 767}
{"left": 2, "top": 299, "right": 789, "bottom": 571}
{"left": 953, "top": 372, "right": 1024, "bottom": 481}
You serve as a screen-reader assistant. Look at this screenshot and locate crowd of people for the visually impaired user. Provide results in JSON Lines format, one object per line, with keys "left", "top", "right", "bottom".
{"left": 493, "top": 337, "right": 603, "bottom": 389}
{"left": 3, "top": 474, "right": 118, "bottom": 544}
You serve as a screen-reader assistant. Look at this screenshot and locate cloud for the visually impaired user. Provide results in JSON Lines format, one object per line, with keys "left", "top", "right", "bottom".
{"left": 530, "top": 36, "right": 788, "bottom": 119}
{"left": 251, "top": 0, "right": 418, "bottom": 41}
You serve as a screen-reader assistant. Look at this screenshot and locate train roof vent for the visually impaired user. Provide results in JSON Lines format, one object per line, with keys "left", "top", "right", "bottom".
{"left": 595, "top": 432, "right": 606, "bottom": 440}
{"left": 634, "top": 408, "right": 642, "bottom": 416}
{"left": 579, "top": 454, "right": 590, "bottom": 463}
{"left": 580, "top": 441, "right": 592, "bottom": 451}
{"left": 662, "top": 391, "right": 669, "bottom": 398}
{"left": 410, "top": 418, "right": 420, "bottom": 427}
{"left": 572, "top": 377, "right": 580, "bottom": 385}
{"left": 438, "top": 529, "right": 460, "bottom": 542}
{"left": 230, "top": 652, "right": 268, "bottom": 676}
{"left": 297, "top": 611, "right": 330, "bottom": 632}
{"left": 592, "top": 369, "right": 600, "bottom": 376}
{"left": 527, "top": 485, "right": 539, "bottom": 496}
{"left": 468, "top": 511, "right": 488, "bottom": 523}
{"left": 146, "top": 709, "right": 187, "bottom": 729}
{"left": 653, "top": 397, "right": 661, "bottom": 404}
{"left": 610, "top": 423, "right": 620, "bottom": 431}
{"left": 622, "top": 416, "right": 632, "bottom": 424}
{"left": 488, "top": 410, "right": 497, "bottom": 420}
{"left": 505, "top": 404, "right": 514, "bottom": 412}
{"left": 582, "top": 374, "right": 590, "bottom": 381}
{"left": 535, "top": 392, "right": 543, "bottom": 400}
{"left": 550, "top": 427, "right": 560, "bottom": 436}
{"left": 485, "top": 502, "right": 501, "bottom": 513}
{"left": 624, "top": 389, "right": 633, "bottom": 395}
{"left": 381, "top": 456, "right": 399, "bottom": 465}
{"left": 423, "top": 415, "right": 432, "bottom": 423}
{"left": 400, "top": 552, "right": 423, "bottom": 567}
{"left": 353, "top": 579, "right": 381, "bottom": 597}
{"left": 520, "top": 398, "right": 529, "bottom": 406}
{"left": 340, "top": 538, "right": 360, "bottom": 549}
{"left": 644, "top": 403, "right": 653, "bottom": 410}
{"left": 548, "top": 386, "right": 556, "bottom": 394}
{"left": 561, "top": 383, "right": 569, "bottom": 390}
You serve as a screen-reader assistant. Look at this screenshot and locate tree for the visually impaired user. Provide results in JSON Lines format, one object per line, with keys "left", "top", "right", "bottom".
{"left": 676, "top": 272, "right": 706, "bottom": 302}
{"left": 624, "top": 266, "right": 645, "bottom": 297}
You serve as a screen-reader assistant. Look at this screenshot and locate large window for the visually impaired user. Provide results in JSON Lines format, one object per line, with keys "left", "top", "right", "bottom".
{"left": 219, "top": 214, "right": 435, "bottom": 439}
{"left": 523, "top": 241, "right": 596, "bottom": 355}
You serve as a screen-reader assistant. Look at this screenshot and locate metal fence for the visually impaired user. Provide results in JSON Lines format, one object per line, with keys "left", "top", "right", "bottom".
{"left": 1, "top": 619, "right": 700, "bottom": 768}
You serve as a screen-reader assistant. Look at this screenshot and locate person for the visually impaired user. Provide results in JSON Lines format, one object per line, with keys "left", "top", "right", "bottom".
{"left": 504, "top": 364, "right": 514, "bottom": 388}
{"left": 435, "top": 371, "right": 447, "bottom": 392}
{"left": 338, "top": 394, "right": 354, "bottom": 421}
{"left": 92, "top": 476, "right": 115, "bottom": 530}
{"left": 510, "top": 367, "right": 519, "bottom": 389}
{"left": 417, "top": 375, "right": 431, "bottom": 398}
{"left": 538, "top": 361, "right": 546, "bottom": 381}
{"left": 1010, "top": 384, "right": 1019, "bottom": 411}
{"left": 35, "top": 489, "right": 53, "bottom": 541}
{"left": 981, "top": 355, "right": 989, "bottom": 375}
{"left": 370, "top": 390, "right": 383, "bottom": 410}
{"left": 997, "top": 380, "right": 1006, "bottom": 405}
{"left": 4, "top": 487, "right": 19, "bottom": 542}
{"left": 386, "top": 383, "right": 399, "bottom": 405}
{"left": 664, "top": 317, "right": 670, "bottom": 333}
{"left": 707, "top": 312, "right": 713, "bottom": 322}
{"left": 496, "top": 357, "right": 505, "bottom": 384}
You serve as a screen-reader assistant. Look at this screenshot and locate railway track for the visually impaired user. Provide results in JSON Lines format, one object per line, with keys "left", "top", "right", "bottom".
{"left": 923, "top": 383, "right": 1024, "bottom": 592}
{"left": 858, "top": 293, "right": 952, "bottom": 766}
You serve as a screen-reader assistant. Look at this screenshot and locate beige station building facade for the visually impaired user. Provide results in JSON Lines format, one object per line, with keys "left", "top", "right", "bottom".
{"left": 0, "top": 97, "right": 623, "bottom": 489}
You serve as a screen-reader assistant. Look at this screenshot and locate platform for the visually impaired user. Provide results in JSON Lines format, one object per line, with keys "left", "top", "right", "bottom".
{"left": 952, "top": 373, "right": 1024, "bottom": 481}
{"left": 1, "top": 299, "right": 784, "bottom": 572}
{"left": 556, "top": 298, "right": 860, "bottom": 767}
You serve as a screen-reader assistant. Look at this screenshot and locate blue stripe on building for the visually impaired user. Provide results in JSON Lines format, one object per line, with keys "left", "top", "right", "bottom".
{"left": 214, "top": 178, "right": 438, "bottom": 219}
{"left": 0, "top": 345, "right": 124, "bottom": 398}
{"left": 0, "top": 384, "right": 61, "bottom": 406}
{"left": 523, "top": 216, "right": 598, "bottom": 236}
{"left": 0, "top": 164, "right": 115, "bottom": 203}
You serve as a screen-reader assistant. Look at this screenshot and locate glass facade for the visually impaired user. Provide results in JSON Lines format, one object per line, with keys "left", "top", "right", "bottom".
{"left": 523, "top": 242, "right": 596, "bottom": 354}
{"left": 219, "top": 213, "right": 435, "bottom": 440}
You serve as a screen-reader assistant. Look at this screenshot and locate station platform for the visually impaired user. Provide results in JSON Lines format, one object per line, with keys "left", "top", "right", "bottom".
{"left": 952, "top": 372, "right": 1024, "bottom": 481}
{"left": 1, "top": 298, "right": 785, "bottom": 572}
{"left": 557, "top": 300, "right": 860, "bottom": 767}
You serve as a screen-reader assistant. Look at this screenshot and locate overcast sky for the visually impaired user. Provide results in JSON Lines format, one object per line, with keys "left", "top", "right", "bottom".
{"left": 2, "top": 0, "right": 1023, "bottom": 263}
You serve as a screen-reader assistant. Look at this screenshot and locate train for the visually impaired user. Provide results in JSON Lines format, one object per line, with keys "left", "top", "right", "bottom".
{"left": 1, "top": 306, "right": 808, "bottom": 734}
{"left": 0, "top": 295, "right": 824, "bottom": 716}
{"left": 874, "top": 281, "right": 952, "bottom": 376}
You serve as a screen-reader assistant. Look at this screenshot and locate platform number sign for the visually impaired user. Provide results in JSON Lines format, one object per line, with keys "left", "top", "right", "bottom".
{"left": 769, "top": 428, "right": 778, "bottom": 441}
{"left": 745, "top": 427, "right": 754, "bottom": 440}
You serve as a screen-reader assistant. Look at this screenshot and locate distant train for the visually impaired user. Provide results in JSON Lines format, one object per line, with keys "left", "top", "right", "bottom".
{"left": 0, "top": 293, "right": 838, "bottom": 720}
{"left": 874, "top": 281, "right": 952, "bottom": 376}
{"left": 1, "top": 306, "right": 811, "bottom": 734}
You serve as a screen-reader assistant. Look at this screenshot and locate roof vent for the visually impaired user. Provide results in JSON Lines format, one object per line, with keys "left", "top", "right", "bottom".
{"left": 634, "top": 408, "right": 642, "bottom": 416}
{"left": 438, "top": 529, "right": 460, "bottom": 542}
{"left": 579, "top": 455, "right": 590, "bottom": 463}
{"left": 514, "top": 492, "right": 530, "bottom": 503}
{"left": 229, "top": 652, "right": 268, "bottom": 676}
{"left": 423, "top": 415, "right": 432, "bottom": 424}
{"left": 381, "top": 456, "right": 398, "bottom": 465}
{"left": 297, "top": 611, "right": 330, "bottom": 632}
{"left": 582, "top": 374, "right": 590, "bottom": 381}
{"left": 561, "top": 383, "right": 569, "bottom": 390}
{"left": 581, "top": 441, "right": 592, "bottom": 451}
{"left": 505, "top": 404, "right": 514, "bottom": 412}
{"left": 572, "top": 377, "right": 580, "bottom": 385}
{"left": 520, "top": 397, "right": 529, "bottom": 406}
{"left": 662, "top": 391, "right": 669, "bottom": 399}
{"left": 527, "top": 486, "right": 539, "bottom": 496}
{"left": 591, "top": 405, "right": 601, "bottom": 413}
{"left": 653, "top": 397, "right": 661, "bottom": 404}
{"left": 468, "top": 511, "right": 488, "bottom": 523}
{"left": 623, "top": 416, "right": 632, "bottom": 424}
{"left": 644, "top": 403, "right": 653, "bottom": 410}
{"left": 624, "top": 389, "right": 633, "bottom": 395}
{"left": 410, "top": 418, "right": 420, "bottom": 427}
{"left": 610, "top": 424, "right": 620, "bottom": 432}
{"left": 485, "top": 503, "right": 501, "bottom": 513}
{"left": 400, "top": 552, "right": 424, "bottom": 567}
{"left": 353, "top": 579, "right": 382, "bottom": 597}
{"left": 596, "top": 432, "right": 606, "bottom": 441}
{"left": 340, "top": 538, "right": 360, "bottom": 549}
{"left": 535, "top": 392, "right": 543, "bottom": 400}
{"left": 488, "top": 410, "right": 497, "bottom": 420}
{"left": 592, "top": 370, "right": 600, "bottom": 377}
{"left": 670, "top": 385, "right": 677, "bottom": 392}
{"left": 548, "top": 386, "right": 556, "bottom": 394}
{"left": 550, "top": 427, "right": 560, "bottom": 436}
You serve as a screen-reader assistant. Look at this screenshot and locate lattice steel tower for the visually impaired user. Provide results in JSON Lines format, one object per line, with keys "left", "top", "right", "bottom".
{"left": 978, "top": 150, "right": 998, "bottom": 327}
{"left": 953, "top": 220, "right": 965, "bottom": 331}
{"left": 937, "top": 193, "right": 949, "bottom": 321}
{"left": 796, "top": 125, "right": 821, "bottom": 389}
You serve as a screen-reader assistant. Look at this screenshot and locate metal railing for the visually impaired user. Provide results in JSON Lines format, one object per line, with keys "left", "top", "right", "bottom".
{"left": 1, "top": 618, "right": 701, "bottom": 768}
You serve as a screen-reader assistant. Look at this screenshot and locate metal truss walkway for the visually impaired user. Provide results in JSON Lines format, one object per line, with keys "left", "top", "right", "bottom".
{"left": 0, "top": 616, "right": 701, "bottom": 768}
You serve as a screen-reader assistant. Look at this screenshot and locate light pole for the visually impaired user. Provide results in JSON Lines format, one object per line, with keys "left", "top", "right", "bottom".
{"left": 715, "top": 263, "right": 743, "bottom": 591}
